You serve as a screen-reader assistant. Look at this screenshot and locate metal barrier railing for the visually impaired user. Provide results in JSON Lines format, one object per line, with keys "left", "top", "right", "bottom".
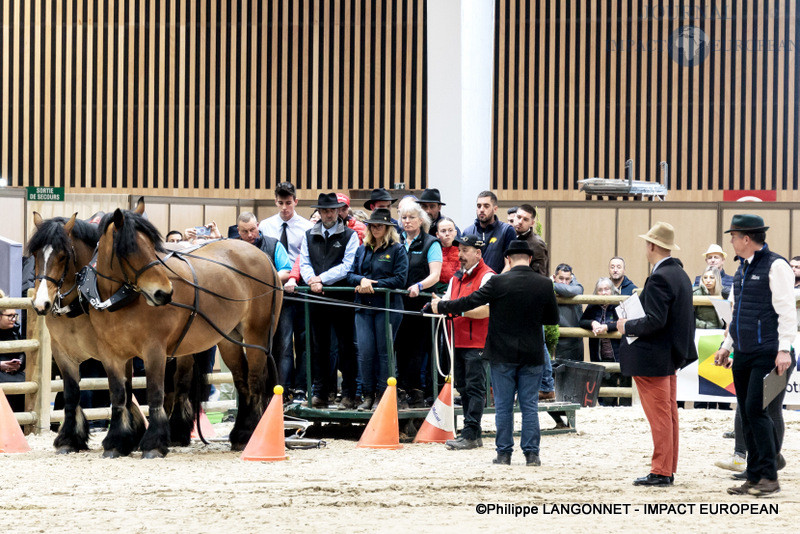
{"left": 295, "top": 286, "right": 439, "bottom": 404}
{"left": 3, "top": 289, "right": 789, "bottom": 431}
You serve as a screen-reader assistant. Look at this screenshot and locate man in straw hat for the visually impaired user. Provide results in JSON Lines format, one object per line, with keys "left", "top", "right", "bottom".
{"left": 694, "top": 243, "right": 734, "bottom": 298}
{"left": 432, "top": 240, "right": 559, "bottom": 467}
{"left": 617, "top": 222, "right": 697, "bottom": 487}
{"left": 713, "top": 214, "right": 796, "bottom": 497}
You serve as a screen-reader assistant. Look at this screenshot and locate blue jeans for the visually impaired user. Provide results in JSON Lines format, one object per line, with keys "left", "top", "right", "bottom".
{"left": 491, "top": 361, "right": 544, "bottom": 455}
{"left": 355, "top": 309, "right": 403, "bottom": 396}
{"left": 540, "top": 332, "right": 554, "bottom": 392}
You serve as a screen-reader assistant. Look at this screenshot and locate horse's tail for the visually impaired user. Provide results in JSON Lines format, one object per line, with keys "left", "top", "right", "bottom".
{"left": 190, "top": 350, "right": 212, "bottom": 445}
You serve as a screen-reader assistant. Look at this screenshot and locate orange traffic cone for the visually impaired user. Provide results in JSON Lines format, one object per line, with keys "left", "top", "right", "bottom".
{"left": 131, "top": 394, "right": 148, "bottom": 429}
{"left": 241, "top": 386, "right": 287, "bottom": 461}
{"left": 191, "top": 409, "right": 217, "bottom": 439}
{"left": 357, "top": 377, "right": 402, "bottom": 449}
{"left": 0, "top": 388, "right": 31, "bottom": 453}
{"left": 413, "top": 377, "right": 456, "bottom": 443}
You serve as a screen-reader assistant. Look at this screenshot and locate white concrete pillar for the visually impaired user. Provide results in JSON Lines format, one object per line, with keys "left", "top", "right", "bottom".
{"left": 426, "top": 0, "right": 495, "bottom": 228}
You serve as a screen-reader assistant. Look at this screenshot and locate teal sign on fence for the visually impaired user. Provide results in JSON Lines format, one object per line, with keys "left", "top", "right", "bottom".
{"left": 26, "top": 186, "right": 64, "bottom": 201}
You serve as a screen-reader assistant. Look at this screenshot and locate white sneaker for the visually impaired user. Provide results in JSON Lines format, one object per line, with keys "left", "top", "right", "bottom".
{"left": 715, "top": 453, "right": 746, "bottom": 472}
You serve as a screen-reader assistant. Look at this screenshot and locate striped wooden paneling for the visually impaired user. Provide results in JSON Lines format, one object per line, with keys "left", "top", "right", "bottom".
{"left": 492, "top": 0, "right": 800, "bottom": 202}
{"left": 0, "top": 0, "right": 427, "bottom": 199}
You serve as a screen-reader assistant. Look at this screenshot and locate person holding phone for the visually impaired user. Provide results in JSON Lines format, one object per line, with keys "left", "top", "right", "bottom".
{"left": 0, "top": 308, "right": 26, "bottom": 412}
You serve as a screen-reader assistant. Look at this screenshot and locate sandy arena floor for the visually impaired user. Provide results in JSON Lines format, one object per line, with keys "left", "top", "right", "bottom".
{"left": 1, "top": 406, "right": 798, "bottom": 533}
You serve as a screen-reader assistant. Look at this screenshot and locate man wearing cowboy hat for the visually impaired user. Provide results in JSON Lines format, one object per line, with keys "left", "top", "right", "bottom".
{"left": 713, "top": 214, "right": 796, "bottom": 497}
{"left": 432, "top": 240, "right": 559, "bottom": 467}
{"left": 617, "top": 222, "right": 697, "bottom": 487}
{"left": 417, "top": 188, "right": 459, "bottom": 237}
{"left": 694, "top": 244, "right": 734, "bottom": 298}
{"left": 299, "top": 192, "right": 361, "bottom": 409}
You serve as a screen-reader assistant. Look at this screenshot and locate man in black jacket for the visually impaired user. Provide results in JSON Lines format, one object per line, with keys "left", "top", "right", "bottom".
{"left": 432, "top": 241, "right": 559, "bottom": 466}
{"left": 617, "top": 222, "right": 697, "bottom": 487}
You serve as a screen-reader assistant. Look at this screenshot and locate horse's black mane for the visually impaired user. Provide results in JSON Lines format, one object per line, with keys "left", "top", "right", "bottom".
{"left": 27, "top": 217, "right": 101, "bottom": 256}
{"left": 101, "top": 210, "right": 166, "bottom": 258}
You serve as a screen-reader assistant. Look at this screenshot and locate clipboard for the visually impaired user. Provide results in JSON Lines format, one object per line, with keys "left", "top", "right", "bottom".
{"left": 615, "top": 293, "right": 645, "bottom": 344}
{"left": 762, "top": 367, "right": 788, "bottom": 409}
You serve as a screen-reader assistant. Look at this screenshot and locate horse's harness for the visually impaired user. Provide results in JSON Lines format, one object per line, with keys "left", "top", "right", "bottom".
{"left": 76, "top": 240, "right": 281, "bottom": 358}
{"left": 35, "top": 244, "right": 89, "bottom": 318}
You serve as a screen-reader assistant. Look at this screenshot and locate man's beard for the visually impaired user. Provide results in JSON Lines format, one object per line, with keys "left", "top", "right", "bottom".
{"left": 611, "top": 273, "right": 622, "bottom": 281}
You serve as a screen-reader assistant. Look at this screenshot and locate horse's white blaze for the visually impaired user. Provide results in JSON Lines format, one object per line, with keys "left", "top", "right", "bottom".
{"left": 33, "top": 245, "right": 53, "bottom": 308}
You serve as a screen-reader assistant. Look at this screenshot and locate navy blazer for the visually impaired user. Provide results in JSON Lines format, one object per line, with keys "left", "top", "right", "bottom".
{"left": 619, "top": 257, "right": 698, "bottom": 377}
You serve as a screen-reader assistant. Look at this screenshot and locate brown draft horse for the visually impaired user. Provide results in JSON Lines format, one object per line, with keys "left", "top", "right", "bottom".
{"left": 28, "top": 213, "right": 147, "bottom": 452}
{"left": 28, "top": 213, "right": 208, "bottom": 454}
{"left": 89, "top": 200, "right": 282, "bottom": 457}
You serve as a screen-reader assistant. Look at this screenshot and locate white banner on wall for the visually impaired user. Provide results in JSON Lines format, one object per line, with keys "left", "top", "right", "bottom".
{"left": 677, "top": 329, "right": 800, "bottom": 404}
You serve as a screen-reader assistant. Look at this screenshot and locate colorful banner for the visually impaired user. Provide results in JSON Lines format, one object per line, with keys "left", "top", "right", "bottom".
{"left": 676, "top": 329, "right": 800, "bottom": 403}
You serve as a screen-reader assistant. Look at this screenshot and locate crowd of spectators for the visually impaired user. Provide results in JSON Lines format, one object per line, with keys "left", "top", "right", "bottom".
{"left": 114, "top": 184, "right": 800, "bottom": 417}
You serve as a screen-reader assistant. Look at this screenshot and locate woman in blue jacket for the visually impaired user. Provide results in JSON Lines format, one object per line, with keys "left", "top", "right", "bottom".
{"left": 347, "top": 209, "right": 409, "bottom": 410}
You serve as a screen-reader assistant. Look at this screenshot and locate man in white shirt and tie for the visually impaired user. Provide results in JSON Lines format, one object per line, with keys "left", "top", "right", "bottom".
{"left": 258, "top": 182, "right": 313, "bottom": 400}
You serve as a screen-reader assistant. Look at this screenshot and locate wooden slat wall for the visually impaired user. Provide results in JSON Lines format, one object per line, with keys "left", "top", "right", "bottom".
{"left": 492, "top": 0, "right": 800, "bottom": 202}
{"left": 0, "top": 0, "right": 427, "bottom": 200}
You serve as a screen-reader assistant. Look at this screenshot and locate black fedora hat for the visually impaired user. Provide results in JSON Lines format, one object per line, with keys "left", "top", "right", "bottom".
{"left": 364, "top": 209, "right": 395, "bottom": 226}
{"left": 453, "top": 234, "right": 486, "bottom": 250}
{"left": 418, "top": 188, "right": 446, "bottom": 205}
{"left": 724, "top": 214, "right": 770, "bottom": 233}
{"left": 312, "top": 192, "right": 347, "bottom": 209}
{"left": 503, "top": 240, "right": 534, "bottom": 257}
{"left": 363, "top": 188, "right": 397, "bottom": 209}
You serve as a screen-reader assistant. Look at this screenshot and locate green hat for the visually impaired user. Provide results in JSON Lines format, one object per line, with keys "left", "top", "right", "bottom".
{"left": 724, "top": 214, "right": 769, "bottom": 233}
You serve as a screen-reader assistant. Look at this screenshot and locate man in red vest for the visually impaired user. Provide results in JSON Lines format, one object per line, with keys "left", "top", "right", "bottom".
{"left": 440, "top": 234, "right": 496, "bottom": 450}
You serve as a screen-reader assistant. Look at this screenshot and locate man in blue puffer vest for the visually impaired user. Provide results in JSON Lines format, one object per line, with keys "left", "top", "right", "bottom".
{"left": 714, "top": 214, "right": 796, "bottom": 498}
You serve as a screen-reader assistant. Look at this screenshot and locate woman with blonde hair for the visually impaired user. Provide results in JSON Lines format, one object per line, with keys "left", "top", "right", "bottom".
{"left": 395, "top": 201, "right": 442, "bottom": 408}
{"left": 347, "top": 209, "right": 408, "bottom": 410}
{"left": 694, "top": 266, "right": 723, "bottom": 329}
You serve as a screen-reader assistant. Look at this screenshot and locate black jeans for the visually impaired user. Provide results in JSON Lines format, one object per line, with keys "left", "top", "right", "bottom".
{"left": 734, "top": 353, "right": 795, "bottom": 457}
{"left": 454, "top": 348, "right": 488, "bottom": 440}
{"left": 273, "top": 301, "right": 308, "bottom": 391}
{"left": 309, "top": 297, "right": 357, "bottom": 399}
{"left": 731, "top": 352, "right": 784, "bottom": 482}
{"left": 395, "top": 297, "right": 431, "bottom": 393}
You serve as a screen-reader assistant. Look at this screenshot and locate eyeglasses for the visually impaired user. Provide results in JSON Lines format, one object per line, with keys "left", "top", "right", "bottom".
{"left": 1, "top": 313, "right": 18, "bottom": 319}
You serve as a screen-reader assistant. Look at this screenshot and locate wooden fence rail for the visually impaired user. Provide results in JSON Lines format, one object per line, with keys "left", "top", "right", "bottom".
{"left": 0, "top": 292, "right": 768, "bottom": 430}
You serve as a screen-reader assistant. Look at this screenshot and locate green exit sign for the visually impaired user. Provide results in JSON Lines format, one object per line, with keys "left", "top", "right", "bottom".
{"left": 27, "top": 186, "right": 65, "bottom": 201}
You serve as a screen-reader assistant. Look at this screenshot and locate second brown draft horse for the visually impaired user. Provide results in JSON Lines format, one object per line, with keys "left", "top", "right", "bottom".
{"left": 89, "top": 201, "right": 282, "bottom": 457}
{"left": 28, "top": 213, "right": 210, "bottom": 454}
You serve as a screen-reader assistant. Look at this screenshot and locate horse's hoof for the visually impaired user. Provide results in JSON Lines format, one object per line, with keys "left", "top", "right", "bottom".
{"left": 56, "top": 446, "right": 76, "bottom": 455}
{"left": 141, "top": 449, "right": 167, "bottom": 459}
{"left": 230, "top": 442, "right": 246, "bottom": 452}
{"left": 102, "top": 449, "right": 123, "bottom": 459}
